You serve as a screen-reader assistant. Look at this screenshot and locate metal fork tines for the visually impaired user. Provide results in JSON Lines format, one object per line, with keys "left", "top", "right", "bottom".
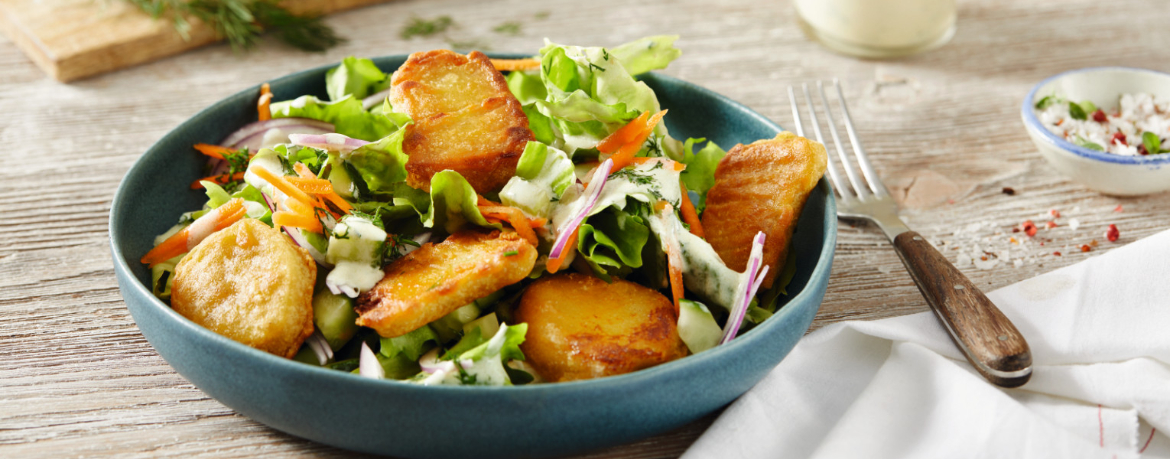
{"left": 787, "top": 80, "right": 1033, "bottom": 388}
{"left": 787, "top": 80, "right": 908, "bottom": 239}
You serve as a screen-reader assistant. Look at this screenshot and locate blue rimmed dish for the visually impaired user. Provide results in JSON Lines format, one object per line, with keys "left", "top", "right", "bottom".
{"left": 109, "top": 53, "right": 837, "bottom": 459}
{"left": 1021, "top": 67, "right": 1170, "bottom": 196}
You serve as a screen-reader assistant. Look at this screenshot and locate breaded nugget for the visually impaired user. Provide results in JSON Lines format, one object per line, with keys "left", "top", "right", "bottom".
{"left": 515, "top": 273, "right": 688, "bottom": 382}
{"left": 171, "top": 218, "right": 316, "bottom": 358}
{"left": 700, "top": 132, "right": 827, "bottom": 288}
{"left": 355, "top": 230, "right": 537, "bottom": 338}
{"left": 390, "top": 49, "right": 534, "bottom": 194}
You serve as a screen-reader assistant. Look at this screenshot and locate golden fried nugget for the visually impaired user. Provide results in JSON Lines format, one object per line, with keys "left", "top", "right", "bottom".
{"left": 171, "top": 219, "right": 316, "bottom": 358}
{"left": 390, "top": 50, "right": 534, "bottom": 194}
{"left": 515, "top": 273, "right": 688, "bottom": 382}
{"left": 701, "top": 132, "right": 827, "bottom": 288}
{"left": 355, "top": 230, "right": 536, "bottom": 338}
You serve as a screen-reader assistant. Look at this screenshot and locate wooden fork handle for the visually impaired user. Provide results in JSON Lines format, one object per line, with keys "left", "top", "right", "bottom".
{"left": 892, "top": 231, "right": 1032, "bottom": 388}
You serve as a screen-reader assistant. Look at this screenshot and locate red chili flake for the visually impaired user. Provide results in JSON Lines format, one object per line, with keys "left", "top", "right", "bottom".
{"left": 1114, "top": 205, "right": 1123, "bottom": 212}
{"left": 1049, "top": 209, "right": 1061, "bottom": 218}
{"left": 1112, "top": 132, "right": 1127, "bottom": 146}
{"left": 1092, "top": 109, "right": 1108, "bottom": 123}
{"left": 1002, "top": 187, "right": 1016, "bottom": 195}
{"left": 1046, "top": 221, "right": 1058, "bottom": 229}
{"left": 1012, "top": 227, "right": 1020, "bottom": 233}
{"left": 1053, "top": 251, "right": 1062, "bottom": 256}
{"left": 1090, "top": 239, "right": 1099, "bottom": 247}
{"left": 1139, "top": 144, "right": 1149, "bottom": 155}
{"left": 980, "top": 256, "right": 988, "bottom": 261}
{"left": 1081, "top": 244, "right": 1092, "bottom": 252}
{"left": 1040, "top": 241, "right": 1046, "bottom": 246}
{"left": 1106, "top": 224, "right": 1120, "bottom": 242}
{"left": 1022, "top": 220, "right": 1038, "bottom": 237}
{"left": 1055, "top": 119, "right": 1064, "bottom": 126}
{"left": 947, "top": 199, "right": 955, "bottom": 204}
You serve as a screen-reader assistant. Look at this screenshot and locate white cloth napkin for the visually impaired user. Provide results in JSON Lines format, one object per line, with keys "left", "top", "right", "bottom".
{"left": 683, "top": 229, "right": 1170, "bottom": 459}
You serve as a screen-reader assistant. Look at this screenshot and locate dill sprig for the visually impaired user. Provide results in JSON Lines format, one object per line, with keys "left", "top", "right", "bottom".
{"left": 126, "top": 0, "right": 344, "bottom": 52}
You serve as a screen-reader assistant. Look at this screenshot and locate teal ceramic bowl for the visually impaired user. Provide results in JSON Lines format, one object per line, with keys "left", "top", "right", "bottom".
{"left": 109, "top": 54, "right": 837, "bottom": 458}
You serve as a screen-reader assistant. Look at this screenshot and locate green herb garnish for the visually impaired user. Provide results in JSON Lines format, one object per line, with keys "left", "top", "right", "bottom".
{"left": 504, "top": 250, "right": 519, "bottom": 256}
{"left": 401, "top": 15, "right": 454, "bottom": 39}
{"left": 493, "top": 21, "right": 522, "bottom": 35}
{"left": 1073, "top": 135, "right": 1104, "bottom": 151}
{"left": 1034, "top": 95, "right": 1057, "bottom": 110}
{"left": 1143, "top": 132, "right": 1164, "bottom": 154}
{"left": 127, "top": 0, "right": 344, "bottom": 52}
{"left": 1068, "top": 101, "right": 1088, "bottom": 120}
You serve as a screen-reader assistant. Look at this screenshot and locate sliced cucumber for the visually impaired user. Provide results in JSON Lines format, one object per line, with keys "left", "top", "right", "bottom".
{"left": 325, "top": 154, "right": 355, "bottom": 198}
{"left": 313, "top": 290, "right": 359, "bottom": 351}
{"left": 678, "top": 299, "right": 723, "bottom": 354}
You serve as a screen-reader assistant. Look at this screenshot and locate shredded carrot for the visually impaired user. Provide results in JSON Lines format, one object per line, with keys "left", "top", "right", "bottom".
{"left": 477, "top": 194, "right": 502, "bottom": 207}
{"left": 289, "top": 163, "right": 353, "bottom": 213}
{"left": 251, "top": 167, "right": 316, "bottom": 207}
{"left": 479, "top": 205, "right": 538, "bottom": 246}
{"left": 529, "top": 217, "right": 548, "bottom": 228}
{"left": 293, "top": 162, "right": 316, "bottom": 179}
{"left": 190, "top": 172, "right": 246, "bottom": 189}
{"left": 490, "top": 58, "right": 541, "bottom": 72}
{"left": 545, "top": 226, "right": 579, "bottom": 274}
{"left": 678, "top": 182, "right": 705, "bottom": 238}
{"left": 258, "top": 83, "right": 273, "bottom": 121}
{"left": 608, "top": 110, "right": 668, "bottom": 171}
{"left": 285, "top": 176, "right": 336, "bottom": 195}
{"left": 273, "top": 211, "right": 322, "bottom": 233}
{"left": 275, "top": 197, "right": 324, "bottom": 233}
{"left": 667, "top": 243, "right": 684, "bottom": 315}
{"left": 193, "top": 143, "right": 236, "bottom": 160}
{"left": 141, "top": 199, "right": 245, "bottom": 266}
{"left": 597, "top": 111, "right": 650, "bottom": 154}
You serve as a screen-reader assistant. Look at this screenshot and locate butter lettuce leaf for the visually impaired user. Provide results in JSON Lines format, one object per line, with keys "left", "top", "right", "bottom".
{"left": 341, "top": 128, "right": 411, "bottom": 194}
{"left": 270, "top": 95, "right": 400, "bottom": 141}
{"left": 422, "top": 170, "right": 500, "bottom": 234}
{"left": 610, "top": 35, "right": 682, "bottom": 76}
{"left": 499, "top": 142, "right": 575, "bottom": 219}
{"left": 326, "top": 56, "right": 390, "bottom": 102}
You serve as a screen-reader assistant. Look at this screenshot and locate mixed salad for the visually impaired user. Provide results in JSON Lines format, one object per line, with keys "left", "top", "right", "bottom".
{"left": 141, "top": 36, "right": 800, "bottom": 386}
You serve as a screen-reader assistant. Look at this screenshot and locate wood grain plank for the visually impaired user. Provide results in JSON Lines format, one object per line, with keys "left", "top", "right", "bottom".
{"left": 2, "top": 0, "right": 1170, "bottom": 457}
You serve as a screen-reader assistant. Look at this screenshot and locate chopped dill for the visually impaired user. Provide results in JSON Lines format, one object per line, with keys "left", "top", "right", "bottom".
{"left": 401, "top": 15, "right": 454, "bottom": 39}
{"left": 493, "top": 21, "right": 522, "bottom": 35}
{"left": 126, "top": 0, "right": 344, "bottom": 52}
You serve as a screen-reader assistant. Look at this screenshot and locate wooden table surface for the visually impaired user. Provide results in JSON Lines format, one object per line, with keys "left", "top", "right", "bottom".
{"left": 3, "top": 0, "right": 1169, "bottom": 457}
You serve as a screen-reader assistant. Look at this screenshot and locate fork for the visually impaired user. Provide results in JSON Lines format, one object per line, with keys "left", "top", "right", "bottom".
{"left": 789, "top": 80, "right": 1032, "bottom": 388}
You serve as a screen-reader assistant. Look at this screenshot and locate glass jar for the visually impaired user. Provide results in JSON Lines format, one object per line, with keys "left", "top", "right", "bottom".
{"left": 794, "top": 0, "right": 956, "bottom": 59}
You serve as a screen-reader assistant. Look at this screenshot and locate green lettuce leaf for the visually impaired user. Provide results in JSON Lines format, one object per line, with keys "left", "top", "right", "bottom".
{"left": 422, "top": 170, "right": 499, "bottom": 234}
{"left": 666, "top": 137, "right": 727, "bottom": 211}
{"left": 380, "top": 325, "right": 439, "bottom": 361}
{"left": 499, "top": 142, "right": 575, "bottom": 219}
{"left": 326, "top": 56, "right": 390, "bottom": 102}
{"left": 532, "top": 39, "right": 664, "bottom": 153}
{"left": 341, "top": 129, "right": 411, "bottom": 193}
{"left": 577, "top": 207, "right": 649, "bottom": 269}
{"left": 459, "top": 323, "right": 527, "bottom": 363}
{"left": 270, "top": 95, "right": 400, "bottom": 141}
{"left": 610, "top": 35, "right": 682, "bottom": 76}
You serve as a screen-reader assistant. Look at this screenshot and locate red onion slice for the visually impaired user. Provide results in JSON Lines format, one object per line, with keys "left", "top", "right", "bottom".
{"left": 362, "top": 89, "right": 390, "bottom": 111}
{"left": 720, "top": 231, "right": 769, "bottom": 344}
{"left": 289, "top": 133, "right": 370, "bottom": 153}
{"left": 418, "top": 348, "right": 473, "bottom": 375}
{"left": 549, "top": 159, "right": 614, "bottom": 260}
{"left": 359, "top": 342, "right": 384, "bottom": 379}
{"left": 306, "top": 331, "right": 333, "bottom": 364}
{"left": 221, "top": 118, "right": 334, "bottom": 149}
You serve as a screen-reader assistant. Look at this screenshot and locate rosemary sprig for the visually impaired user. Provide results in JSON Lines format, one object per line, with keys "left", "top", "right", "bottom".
{"left": 126, "top": 0, "right": 344, "bottom": 52}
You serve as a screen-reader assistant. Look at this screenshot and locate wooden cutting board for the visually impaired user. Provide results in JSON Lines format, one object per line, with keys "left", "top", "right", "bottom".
{"left": 0, "top": 0, "right": 390, "bottom": 82}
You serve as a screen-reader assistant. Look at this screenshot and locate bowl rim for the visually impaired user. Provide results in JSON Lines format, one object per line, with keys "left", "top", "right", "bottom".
{"left": 109, "top": 52, "right": 838, "bottom": 395}
{"left": 1021, "top": 66, "right": 1170, "bottom": 166}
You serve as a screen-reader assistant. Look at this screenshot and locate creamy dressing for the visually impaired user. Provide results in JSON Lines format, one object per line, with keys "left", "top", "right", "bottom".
{"left": 646, "top": 209, "right": 743, "bottom": 311}
{"left": 795, "top": 0, "right": 955, "bottom": 56}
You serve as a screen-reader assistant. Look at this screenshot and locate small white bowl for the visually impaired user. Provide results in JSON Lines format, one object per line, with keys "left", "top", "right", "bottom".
{"left": 1021, "top": 67, "right": 1170, "bottom": 196}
